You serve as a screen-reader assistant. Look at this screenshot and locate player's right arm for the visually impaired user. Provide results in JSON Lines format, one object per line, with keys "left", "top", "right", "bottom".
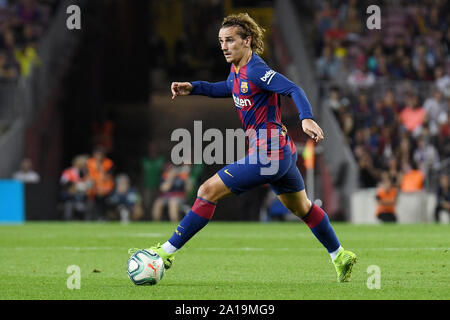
{"left": 171, "top": 80, "right": 232, "bottom": 99}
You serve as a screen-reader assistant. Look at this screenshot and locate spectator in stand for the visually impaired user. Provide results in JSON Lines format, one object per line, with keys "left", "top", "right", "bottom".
{"left": 16, "top": 23, "right": 38, "bottom": 47}
{"left": 367, "top": 45, "right": 384, "bottom": 75}
{"left": 152, "top": 162, "right": 193, "bottom": 222}
{"left": 391, "top": 47, "right": 407, "bottom": 79}
{"left": 374, "top": 54, "right": 391, "bottom": 79}
{"left": 355, "top": 146, "right": 379, "bottom": 188}
{"left": 16, "top": 0, "right": 41, "bottom": 24}
{"left": 386, "top": 157, "right": 401, "bottom": 188}
{"left": 399, "top": 92, "right": 426, "bottom": 136}
{"left": 12, "top": 158, "right": 40, "bottom": 183}
{"left": 381, "top": 90, "right": 401, "bottom": 121}
{"left": 323, "top": 86, "right": 350, "bottom": 120}
{"left": 87, "top": 146, "right": 114, "bottom": 221}
{"left": 434, "top": 66, "right": 450, "bottom": 98}
{"left": 399, "top": 55, "right": 415, "bottom": 80}
{"left": 378, "top": 125, "right": 398, "bottom": 165}
{"left": 141, "top": 142, "right": 165, "bottom": 216}
{"left": 347, "top": 64, "right": 375, "bottom": 91}
{"left": 0, "top": 27, "right": 16, "bottom": 52}
{"left": 60, "top": 155, "right": 91, "bottom": 220}
{"left": 423, "top": 87, "right": 446, "bottom": 136}
{"left": 340, "top": 110, "right": 355, "bottom": 141}
{"left": 0, "top": 0, "right": 52, "bottom": 80}
{"left": 14, "top": 41, "right": 40, "bottom": 76}
{"left": 413, "top": 135, "right": 440, "bottom": 174}
{"left": 341, "top": 5, "right": 362, "bottom": 36}
{"left": 0, "top": 50, "right": 18, "bottom": 78}
{"left": 412, "top": 43, "right": 435, "bottom": 73}
{"left": 436, "top": 100, "right": 450, "bottom": 158}
{"left": 107, "top": 173, "right": 144, "bottom": 223}
{"left": 376, "top": 171, "right": 398, "bottom": 223}
{"left": 352, "top": 91, "right": 374, "bottom": 129}
{"left": 395, "top": 133, "right": 413, "bottom": 167}
{"left": 442, "top": 28, "right": 450, "bottom": 56}
{"left": 311, "top": 0, "right": 449, "bottom": 194}
{"left": 435, "top": 173, "right": 450, "bottom": 223}
{"left": 315, "top": 0, "right": 336, "bottom": 38}
{"left": 324, "top": 17, "right": 346, "bottom": 46}
{"left": 400, "top": 160, "right": 425, "bottom": 193}
{"left": 316, "top": 45, "right": 341, "bottom": 80}
{"left": 414, "top": 60, "right": 433, "bottom": 81}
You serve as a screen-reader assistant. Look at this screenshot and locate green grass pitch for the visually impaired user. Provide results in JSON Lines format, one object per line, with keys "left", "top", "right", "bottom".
{"left": 0, "top": 222, "right": 448, "bottom": 300}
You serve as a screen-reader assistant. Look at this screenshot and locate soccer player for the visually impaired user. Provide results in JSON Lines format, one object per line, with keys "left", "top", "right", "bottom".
{"left": 130, "top": 13, "right": 357, "bottom": 282}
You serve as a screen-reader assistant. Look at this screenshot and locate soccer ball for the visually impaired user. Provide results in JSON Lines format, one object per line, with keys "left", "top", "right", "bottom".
{"left": 127, "top": 249, "right": 165, "bottom": 285}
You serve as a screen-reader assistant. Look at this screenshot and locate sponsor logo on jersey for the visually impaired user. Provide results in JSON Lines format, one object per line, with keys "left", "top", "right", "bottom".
{"left": 240, "top": 81, "right": 248, "bottom": 94}
{"left": 260, "top": 69, "right": 276, "bottom": 84}
{"left": 233, "top": 94, "right": 251, "bottom": 109}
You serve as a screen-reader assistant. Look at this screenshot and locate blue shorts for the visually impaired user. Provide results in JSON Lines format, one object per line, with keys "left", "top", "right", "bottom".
{"left": 217, "top": 147, "right": 305, "bottom": 195}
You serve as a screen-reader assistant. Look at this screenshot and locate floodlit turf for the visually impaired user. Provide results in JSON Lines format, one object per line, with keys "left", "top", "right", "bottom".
{"left": 0, "top": 222, "right": 448, "bottom": 300}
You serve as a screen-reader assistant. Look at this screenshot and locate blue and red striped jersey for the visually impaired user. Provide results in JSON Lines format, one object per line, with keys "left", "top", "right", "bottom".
{"left": 191, "top": 53, "right": 314, "bottom": 159}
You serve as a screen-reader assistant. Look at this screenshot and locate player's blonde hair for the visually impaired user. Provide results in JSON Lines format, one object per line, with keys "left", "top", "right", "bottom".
{"left": 221, "top": 13, "right": 266, "bottom": 55}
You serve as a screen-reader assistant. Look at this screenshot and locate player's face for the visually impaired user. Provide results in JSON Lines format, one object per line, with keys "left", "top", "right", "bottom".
{"left": 218, "top": 26, "right": 250, "bottom": 65}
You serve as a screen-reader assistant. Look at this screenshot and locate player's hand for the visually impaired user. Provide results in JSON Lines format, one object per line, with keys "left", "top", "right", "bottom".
{"left": 302, "top": 118, "right": 324, "bottom": 143}
{"left": 171, "top": 82, "right": 193, "bottom": 100}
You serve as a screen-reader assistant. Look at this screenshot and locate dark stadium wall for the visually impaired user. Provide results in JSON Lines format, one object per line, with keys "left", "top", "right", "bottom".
{"left": 101, "top": 0, "right": 150, "bottom": 102}
{"left": 60, "top": 0, "right": 150, "bottom": 170}
{"left": 20, "top": 0, "right": 151, "bottom": 219}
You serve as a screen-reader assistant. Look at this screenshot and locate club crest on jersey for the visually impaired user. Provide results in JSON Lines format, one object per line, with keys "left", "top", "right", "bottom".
{"left": 240, "top": 81, "right": 248, "bottom": 94}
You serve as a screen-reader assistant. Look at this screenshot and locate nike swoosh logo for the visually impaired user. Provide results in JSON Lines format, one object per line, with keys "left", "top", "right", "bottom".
{"left": 224, "top": 169, "right": 234, "bottom": 177}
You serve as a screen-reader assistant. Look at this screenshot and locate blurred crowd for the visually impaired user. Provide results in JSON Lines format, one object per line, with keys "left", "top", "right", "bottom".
{"left": 12, "top": 142, "right": 205, "bottom": 223}
{"left": 311, "top": 0, "right": 450, "bottom": 222}
{"left": 0, "top": 0, "right": 57, "bottom": 80}
{"left": 58, "top": 146, "right": 144, "bottom": 223}
{"left": 314, "top": 0, "right": 450, "bottom": 84}
{"left": 142, "top": 142, "right": 204, "bottom": 222}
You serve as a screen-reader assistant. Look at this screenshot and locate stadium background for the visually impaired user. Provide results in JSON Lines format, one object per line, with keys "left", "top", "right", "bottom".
{"left": 0, "top": 0, "right": 449, "bottom": 224}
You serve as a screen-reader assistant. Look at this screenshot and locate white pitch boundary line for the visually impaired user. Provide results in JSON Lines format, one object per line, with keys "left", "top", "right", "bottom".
{"left": 0, "top": 246, "right": 120, "bottom": 251}
{"left": 1, "top": 246, "right": 448, "bottom": 252}
{"left": 190, "top": 247, "right": 449, "bottom": 252}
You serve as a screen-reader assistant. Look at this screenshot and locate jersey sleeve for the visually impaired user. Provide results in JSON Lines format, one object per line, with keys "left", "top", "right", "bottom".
{"left": 249, "top": 65, "right": 314, "bottom": 121}
{"left": 190, "top": 80, "right": 232, "bottom": 98}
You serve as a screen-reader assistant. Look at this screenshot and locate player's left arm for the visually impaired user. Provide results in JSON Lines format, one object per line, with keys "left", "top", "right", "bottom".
{"left": 250, "top": 67, "right": 324, "bottom": 142}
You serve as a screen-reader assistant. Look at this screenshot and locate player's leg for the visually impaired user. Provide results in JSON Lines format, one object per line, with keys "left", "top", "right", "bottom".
{"left": 277, "top": 190, "right": 341, "bottom": 257}
{"left": 162, "top": 150, "right": 290, "bottom": 257}
{"left": 277, "top": 190, "right": 357, "bottom": 282}
{"left": 134, "top": 148, "right": 292, "bottom": 269}
{"left": 131, "top": 173, "right": 233, "bottom": 269}
{"left": 138, "top": 150, "right": 283, "bottom": 269}
{"left": 163, "top": 173, "right": 232, "bottom": 251}
{"left": 271, "top": 152, "right": 357, "bottom": 282}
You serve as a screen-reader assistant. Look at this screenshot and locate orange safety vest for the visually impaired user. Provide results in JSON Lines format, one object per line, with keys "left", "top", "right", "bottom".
{"left": 376, "top": 187, "right": 398, "bottom": 215}
{"left": 87, "top": 157, "right": 114, "bottom": 197}
{"left": 400, "top": 170, "right": 424, "bottom": 193}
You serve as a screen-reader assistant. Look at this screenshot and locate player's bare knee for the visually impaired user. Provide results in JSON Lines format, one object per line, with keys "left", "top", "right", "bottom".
{"left": 300, "top": 199, "right": 313, "bottom": 217}
{"left": 197, "top": 182, "right": 217, "bottom": 203}
{"left": 291, "top": 199, "right": 312, "bottom": 218}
